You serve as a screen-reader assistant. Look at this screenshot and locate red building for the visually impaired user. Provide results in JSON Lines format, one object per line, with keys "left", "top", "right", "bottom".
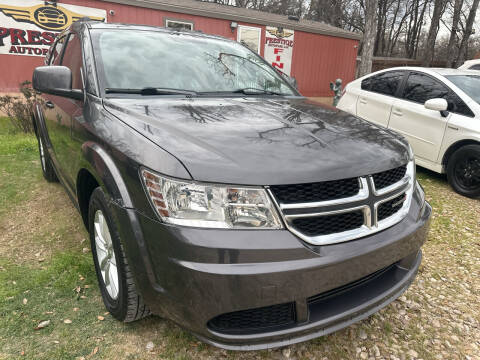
{"left": 0, "top": 0, "right": 360, "bottom": 97}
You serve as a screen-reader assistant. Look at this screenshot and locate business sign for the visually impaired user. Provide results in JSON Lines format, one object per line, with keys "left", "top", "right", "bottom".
{"left": 264, "top": 26, "right": 294, "bottom": 76}
{"left": 0, "top": 0, "right": 105, "bottom": 57}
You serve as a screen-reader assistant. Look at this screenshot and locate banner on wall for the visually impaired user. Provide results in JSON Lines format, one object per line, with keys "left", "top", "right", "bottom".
{"left": 264, "top": 26, "right": 294, "bottom": 76}
{"left": 0, "top": 0, "right": 106, "bottom": 57}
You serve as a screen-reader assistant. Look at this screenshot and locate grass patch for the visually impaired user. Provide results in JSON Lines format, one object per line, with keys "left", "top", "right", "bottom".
{"left": 0, "top": 118, "right": 40, "bottom": 217}
{"left": 0, "top": 252, "right": 104, "bottom": 360}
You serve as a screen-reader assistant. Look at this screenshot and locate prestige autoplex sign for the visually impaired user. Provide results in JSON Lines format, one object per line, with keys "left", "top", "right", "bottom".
{"left": 264, "top": 26, "right": 295, "bottom": 76}
{"left": 0, "top": 0, "right": 105, "bottom": 57}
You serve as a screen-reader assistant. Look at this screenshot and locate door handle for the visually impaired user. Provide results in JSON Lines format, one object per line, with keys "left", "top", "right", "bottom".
{"left": 359, "top": 98, "right": 367, "bottom": 104}
{"left": 392, "top": 109, "right": 402, "bottom": 116}
{"left": 45, "top": 101, "right": 54, "bottom": 109}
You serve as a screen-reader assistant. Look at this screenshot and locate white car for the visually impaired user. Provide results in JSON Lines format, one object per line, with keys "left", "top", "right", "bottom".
{"left": 458, "top": 59, "right": 480, "bottom": 71}
{"left": 337, "top": 67, "right": 480, "bottom": 197}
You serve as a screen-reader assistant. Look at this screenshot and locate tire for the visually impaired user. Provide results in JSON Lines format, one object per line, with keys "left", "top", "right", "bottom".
{"left": 88, "top": 187, "right": 151, "bottom": 322}
{"left": 38, "top": 137, "right": 58, "bottom": 182}
{"left": 446, "top": 144, "right": 480, "bottom": 198}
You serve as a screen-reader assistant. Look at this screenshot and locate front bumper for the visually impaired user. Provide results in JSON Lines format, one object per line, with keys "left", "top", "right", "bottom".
{"left": 111, "top": 186, "right": 431, "bottom": 350}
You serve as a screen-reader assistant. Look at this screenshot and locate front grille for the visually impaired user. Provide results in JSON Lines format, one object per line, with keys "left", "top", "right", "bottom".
{"left": 291, "top": 211, "right": 364, "bottom": 236}
{"left": 207, "top": 302, "right": 296, "bottom": 334}
{"left": 378, "top": 193, "right": 406, "bottom": 221}
{"left": 274, "top": 163, "right": 411, "bottom": 245}
{"left": 269, "top": 177, "right": 359, "bottom": 204}
{"left": 372, "top": 165, "right": 407, "bottom": 190}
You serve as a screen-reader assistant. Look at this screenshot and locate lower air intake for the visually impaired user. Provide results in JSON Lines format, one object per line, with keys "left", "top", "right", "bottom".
{"left": 208, "top": 302, "right": 296, "bottom": 334}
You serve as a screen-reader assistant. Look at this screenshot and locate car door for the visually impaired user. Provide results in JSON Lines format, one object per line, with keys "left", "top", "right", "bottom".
{"left": 42, "top": 32, "right": 84, "bottom": 193}
{"left": 41, "top": 34, "right": 68, "bottom": 181}
{"left": 356, "top": 70, "right": 406, "bottom": 127}
{"left": 389, "top": 72, "right": 451, "bottom": 163}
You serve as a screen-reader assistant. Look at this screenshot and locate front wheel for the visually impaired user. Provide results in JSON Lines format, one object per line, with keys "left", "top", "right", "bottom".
{"left": 88, "top": 187, "right": 151, "bottom": 322}
{"left": 447, "top": 144, "right": 480, "bottom": 198}
{"left": 38, "top": 137, "right": 58, "bottom": 182}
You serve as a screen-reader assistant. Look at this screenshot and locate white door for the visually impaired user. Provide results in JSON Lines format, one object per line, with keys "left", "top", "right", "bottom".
{"left": 237, "top": 25, "right": 261, "bottom": 54}
{"left": 356, "top": 70, "right": 406, "bottom": 127}
{"left": 388, "top": 72, "right": 450, "bottom": 163}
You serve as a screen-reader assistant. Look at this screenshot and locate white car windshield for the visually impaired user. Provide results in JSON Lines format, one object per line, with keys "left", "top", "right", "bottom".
{"left": 446, "top": 75, "right": 480, "bottom": 105}
{"left": 91, "top": 29, "right": 295, "bottom": 96}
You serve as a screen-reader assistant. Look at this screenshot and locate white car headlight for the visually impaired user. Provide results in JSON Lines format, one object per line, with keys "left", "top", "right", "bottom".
{"left": 141, "top": 169, "right": 283, "bottom": 229}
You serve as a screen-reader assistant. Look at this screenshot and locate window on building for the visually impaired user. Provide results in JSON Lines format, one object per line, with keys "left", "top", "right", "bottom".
{"left": 165, "top": 19, "right": 194, "bottom": 31}
{"left": 237, "top": 25, "right": 261, "bottom": 54}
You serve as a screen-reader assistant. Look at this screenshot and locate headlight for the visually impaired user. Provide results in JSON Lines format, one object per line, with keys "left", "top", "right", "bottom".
{"left": 141, "top": 168, "right": 283, "bottom": 229}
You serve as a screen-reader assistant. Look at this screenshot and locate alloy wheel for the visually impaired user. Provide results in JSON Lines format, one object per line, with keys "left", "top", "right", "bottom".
{"left": 94, "top": 210, "right": 119, "bottom": 300}
{"left": 455, "top": 157, "right": 480, "bottom": 190}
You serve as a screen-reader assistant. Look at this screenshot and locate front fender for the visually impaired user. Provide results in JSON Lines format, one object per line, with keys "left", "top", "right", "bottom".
{"left": 79, "top": 142, "right": 164, "bottom": 302}
{"left": 80, "top": 141, "right": 133, "bottom": 208}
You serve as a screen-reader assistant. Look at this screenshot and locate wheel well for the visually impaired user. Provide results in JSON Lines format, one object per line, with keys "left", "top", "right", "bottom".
{"left": 77, "top": 169, "right": 99, "bottom": 229}
{"left": 442, "top": 140, "right": 480, "bottom": 167}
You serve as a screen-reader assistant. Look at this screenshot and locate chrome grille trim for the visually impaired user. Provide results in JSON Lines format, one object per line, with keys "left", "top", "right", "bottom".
{"left": 370, "top": 175, "right": 409, "bottom": 197}
{"left": 279, "top": 178, "right": 369, "bottom": 210}
{"left": 268, "top": 161, "right": 415, "bottom": 246}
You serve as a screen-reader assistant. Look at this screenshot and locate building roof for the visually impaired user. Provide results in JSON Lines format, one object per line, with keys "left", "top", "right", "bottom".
{"left": 103, "top": 0, "right": 361, "bottom": 40}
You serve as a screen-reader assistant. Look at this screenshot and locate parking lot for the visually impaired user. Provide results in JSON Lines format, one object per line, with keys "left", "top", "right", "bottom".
{"left": 0, "top": 121, "right": 479, "bottom": 360}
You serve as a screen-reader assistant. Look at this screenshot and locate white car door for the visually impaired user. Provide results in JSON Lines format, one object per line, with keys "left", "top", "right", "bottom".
{"left": 356, "top": 70, "right": 406, "bottom": 127}
{"left": 389, "top": 72, "right": 451, "bottom": 164}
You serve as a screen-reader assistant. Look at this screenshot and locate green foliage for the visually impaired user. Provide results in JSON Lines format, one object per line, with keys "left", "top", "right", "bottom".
{"left": 0, "top": 81, "right": 43, "bottom": 133}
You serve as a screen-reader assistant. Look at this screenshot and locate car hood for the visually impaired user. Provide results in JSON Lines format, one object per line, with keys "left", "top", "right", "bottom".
{"left": 104, "top": 97, "right": 409, "bottom": 185}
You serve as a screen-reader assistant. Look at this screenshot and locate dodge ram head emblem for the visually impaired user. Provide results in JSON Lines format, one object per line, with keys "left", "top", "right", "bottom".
{"left": 0, "top": 3, "right": 104, "bottom": 31}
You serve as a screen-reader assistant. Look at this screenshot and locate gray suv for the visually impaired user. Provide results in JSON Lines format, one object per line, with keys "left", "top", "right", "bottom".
{"left": 32, "top": 20, "right": 431, "bottom": 350}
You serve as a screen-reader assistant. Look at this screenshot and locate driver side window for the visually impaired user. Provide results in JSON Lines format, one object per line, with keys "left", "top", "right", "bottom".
{"left": 61, "top": 33, "right": 83, "bottom": 90}
{"left": 402, "top": 73, "right": 473, "bottom": 117}
{"left": 49, "top": 35, "right": 66, "bottom": 65}
{"left": 402, "top": 73, "right": 448, "bottom": 104}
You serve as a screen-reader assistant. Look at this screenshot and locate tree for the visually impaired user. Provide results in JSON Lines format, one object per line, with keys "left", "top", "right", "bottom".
{"left": 456, "top": 0, "right": 480, "bottom": 65}
{"left": 423, "top": 0, "right": 447, "bottom": 66}
{"left": 445, "top": 0, "right": 464, "bottom": 67}
{"left": 358, "top": 0, "right": 379, "bottom": 77}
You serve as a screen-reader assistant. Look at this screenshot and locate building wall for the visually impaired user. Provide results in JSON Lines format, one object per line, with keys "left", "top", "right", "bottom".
{"left": 0, "top": 0, "right": 358, "bottom": 97}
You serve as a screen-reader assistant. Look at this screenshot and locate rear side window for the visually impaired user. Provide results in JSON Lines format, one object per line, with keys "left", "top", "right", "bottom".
{"left": 361, "top": 71, "right": 404, "bottom": 96}
{"left": 61, "top": 33, "right": 83, "bottom": 90}
{"left": 403, "top": 73, "right": 474, "bottom": 117}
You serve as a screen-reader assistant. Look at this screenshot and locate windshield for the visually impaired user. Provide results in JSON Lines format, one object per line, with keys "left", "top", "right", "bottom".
{"left": 446, "top": 75, "right": 480, "bottom": 105}
{"left": 91, "top": 29, "right": 296, "bottom": 96}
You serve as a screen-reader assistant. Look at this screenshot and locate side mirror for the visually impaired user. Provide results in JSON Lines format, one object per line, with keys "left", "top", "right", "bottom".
{"left": 424, "top": 98, "right": 448, "bottom": 112}
{"left": 33, "top": 66, "right": 83, "bottom": 100}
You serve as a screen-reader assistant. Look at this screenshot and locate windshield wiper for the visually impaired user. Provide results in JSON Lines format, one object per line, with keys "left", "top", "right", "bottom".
{"left": 105, "top": 87, "right": 197, "bottom": 96}
{"left": 231, "top": 88, "right": 287, "bottom": 96}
